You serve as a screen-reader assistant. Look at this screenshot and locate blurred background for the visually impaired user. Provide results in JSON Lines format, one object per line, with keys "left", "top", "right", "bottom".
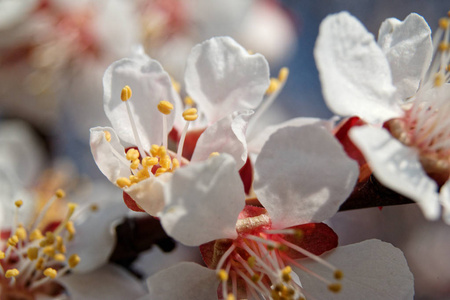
{"left": 0, "top": 0, "right": 449, "bottom": 299}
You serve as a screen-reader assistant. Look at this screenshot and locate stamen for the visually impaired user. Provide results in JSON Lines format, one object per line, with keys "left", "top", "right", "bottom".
{"left": 158, "top": 100, "right": 174, "bottom": 149}
{"left": 247, "top": 67, "right": 290, "bottom": 139}
{"left": 177, "top": 108, "right": 198, "bottom": 161}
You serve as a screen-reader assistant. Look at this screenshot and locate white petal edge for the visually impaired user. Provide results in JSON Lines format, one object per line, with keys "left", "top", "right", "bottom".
{"left": 58, "top": 264, "right": 146, "bottom": 300}
{"left": 439, "top": 180, "right": 450, "bottom": 225}
{"left": 66, "top": 181, "right": 129, "bottom": 273}
{"left": 185, "top": 36, "right": 270, "bottom": 124}
{"left": 350, "top": 125, "right": 440, "bottom": 220}
{"left": 378, "top": 13, "right": 432, "bottom": 100}
{"left": 254, "top": 125, "right": 358, "bottom": 228}
{"left": 191, "top": 110, "right": 253, "bottom": 169}
{"left": 248, "top": 117, "right": 335, "bottom": 156}
{"left": 297, "top": 239, "right": 414, "bottom": 299}
{"left": 314, "top": 11, "right": 401, "bottom": 123}
{"left": 89, "top": 126, "right": 130, "bottom": 183}
{"left": 143, "top": 262, "right": 218, "bottom": 300}
{"left": 159, "top": 154, "right": 245, "bottom": 246}
{"left": 103, "top": 55, "right": 181, "bottom": 150}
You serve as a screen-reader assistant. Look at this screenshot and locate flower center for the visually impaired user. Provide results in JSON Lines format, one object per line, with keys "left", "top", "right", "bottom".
{"left": 200, "top": 206, "right": 342, "bottom": 300}
{"left": 111, "top": 86, "right": 198, "bottom": 188}
{"left": 0, "top": 190, "right": 82, "bottom": 298}
{"left": 385, "top": 14, "right": 450, "bottom": 186}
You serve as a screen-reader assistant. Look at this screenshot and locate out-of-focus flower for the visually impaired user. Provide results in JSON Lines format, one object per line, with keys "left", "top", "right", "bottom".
{"left": 0, "top": 120, "right": 145, "bottom": 299}
{"left": 315, "top": 11, "right": 450, "bottom": 222}
{"left": 143, "top": 125, "right": 414, "bottom": 299}
{"left": 138, "top": 0, "right": 297, "bottom": 79}
{"left": 90, "top": 37, "right": 270, "bottom": 215}
{"left": 0, "top": 0, "right": 138, "bottom": 136}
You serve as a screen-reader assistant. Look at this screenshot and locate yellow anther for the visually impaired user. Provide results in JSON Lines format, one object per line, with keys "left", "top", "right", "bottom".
{"left": 54, "top": 253, "right": 66, "bottom": 262}
{"left": 15, "top": 226, "right": 27, "bottom": 241}
{"left": 266, "top": 78, "right": 280, "bottom": 94}
{"left": 36, "top": 257, "right": 45, "bottom": 270}
{"left": 160, "top": 155, "right": 171, "bottom": 169}
{"left": 172, "top": 158, "right": 180, "bottom": 170}
{"left": 5, "top": 269, "right": 19, "bottom": 278}
{"left": 30, "top": 229, "right": 44, "bottom": 241}
{"left": 44, "top": 268, "right": 57, "bottom": 279}
{"left": 130, "top": 159, "right": 140, "bottom": 169}
{"left": 150, "top": 144, "right": 160, "bottom": 156}
{"left": 281, "top": 266, "right": 292, "bottom": 282}
{"left": 66, "top": 203, "right": 77, "bottom": 219}
{"left": 438, "top": 42, "right": 449, "bottom": 52}
{"left": 278, "top": 67, "right": 289, "bottom": 82}
{"left": 46, "top": 232, "right": 55, "bottom": 244}
{"left": 182, "top": 108, "right": 198, "bottom": 121}
{"left": 439, "top": 17, "right": 449, "bottom": 29}
{"left": 227, "top": 294, "right": 236, "bottom": 300}
{"left": 137, "top": 168, "right": 150, "bottom": 179}
{"left": 121, "top": 85, "right": 132, "bottom": 102}
{"left": 104, "top": 130, "right": 111, "bottom": 142}
{"left": 56, "top": 236, "right": 66, "bottom": 253}
{"left": 142, "top": 156, "right": 158, "bottom": 167}
{"left": 157, "top": 146, "right": 167, "bottom": 157}
{"left": 209, "top": 152, "right": 220, "bottom": 158}
{"left": 0, "top": 251, "right": 4, "bottom": 259}
{"left": 129, "top": 175, "right": 139, "bottom": 184}
{"left": 251, "top": 273, "right": 261, "bottom": 283}
{"left": 15, "top": 200, "right": 23, "bottom": 208}
{"left": 155, "top": 168, "right": 168, "bottom": 177}
{"left": 434, "top": 73, "right": 445, "bottom": 87}
{"left": 68, "top": 254, "right": 80, "bottom": 268}
{"left": 90, "top": 204, "right": 99, "bottom": 212}
{"left": 27, "top": 247, "right": 39, "bottom": 260}
{"left": 267, "top": 244, "right": 276, "bottom": 251}
{"left": 184, "top": 96, "right": 194, "bottom": 106}
{"left": 328, "top": 283, "right": 342, "bottom": 293}
{"left": 126, "top": 148, "right": 140, "bottom": 161}
{"left": 43, "top": 246, "right": 55, "bottom": 257}
{"left": 334, "top": 269, "right": 344, "bottom": 280}
{"left": 116, "top": 177, "right": 132, "bottom": 188}
{"left": 55, "top": 189, "right": 66, "bottom": 198}
{"left": 247, "top": 256, "right": 256, "bottom": 268}
{"left": 7, "top": 235, "right": 19, "bottom": 247}
{"left": 217, "top": 269, "right": 228, "bottom": 281}
{"left": 66, "top": 221, "right": 76, "bottom": 236}
{"left": 157, "top": 100, "right": 174, "bottom": 115}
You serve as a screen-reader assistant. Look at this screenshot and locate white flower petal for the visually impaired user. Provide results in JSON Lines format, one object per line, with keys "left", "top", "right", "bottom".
{"left": 144, "top": 262, "right": 218, "bottom": 300}
{"left": 67, "top": 182, "right": 128, "bottom": 273}
{"left": 254, "top": 125, "right": 358, "bottom": 228}
{"left": 103, "top": 55, "right": 182, "bottom": 150}
{"left": 298, "top": 239, "right": 414, "bottom": 299}
{"left": 350, "top": 126, "right": 440, "bottom": 220}
{"left": 378, "top": 13, "right": 432, "bottom": 100}
{"left": 160, "top": 154, "right": 245, "bottom": 246}
{"left": 191, "top": 110, "right": 253, "bottom": 169}
{"left": 126, "top": 174, "right": 169, "bottom": 216}
{"left": 134, "top": 243, "right": 203, "bottom": 279}
{"left": 314, "top": 11, "right": 400, "bottom": 123}
{"left": 248, "top": 117, "right": 334, "bottom": 156}
{"left": 0, "top": 120, "right": 45, "bottom": 186}
{"left": 185, "top": 36, "right": 270, "bottom": 123}
{"left": 439, "top": 180, "right": 450, "bottom": 225}
{"left": 89, "top": 127, "right": 130, "bottom": 183}
{"left": 59, "top": 264, "right": 146, "bottom": 300}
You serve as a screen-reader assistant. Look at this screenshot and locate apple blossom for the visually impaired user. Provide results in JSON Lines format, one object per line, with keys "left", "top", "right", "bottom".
{"left": 315, "top": 11, "right": 450, "bottom": 222}
{"left": 144, "top": 125, "right": 413, "bottom": 299}
{"left": 90, "top": 36, "right": 270, "bottom": 215}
